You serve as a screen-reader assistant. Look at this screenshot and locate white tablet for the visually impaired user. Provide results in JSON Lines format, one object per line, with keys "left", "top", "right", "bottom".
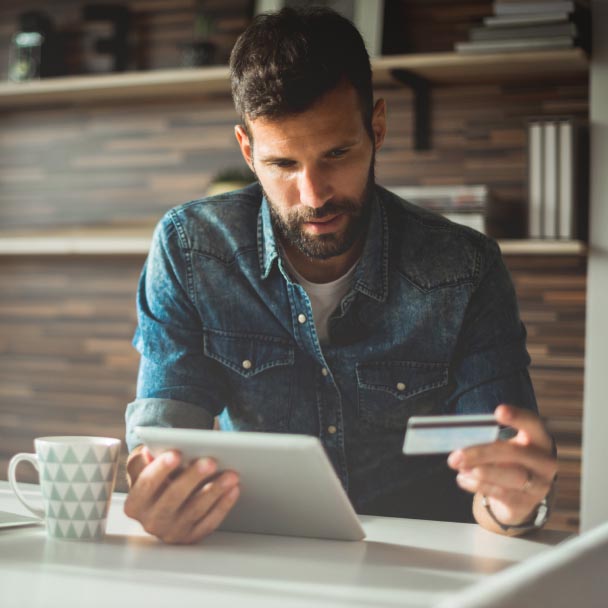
{"left": 135, "top": 427, "right": 365, "bottom": 541}
{"left": 0, "top": 510, "right": 43, "bottom": 529}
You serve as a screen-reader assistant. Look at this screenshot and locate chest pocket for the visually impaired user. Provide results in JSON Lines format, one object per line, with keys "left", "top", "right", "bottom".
{"left": 204, "top": 331, "right": 295, "bottom": 430}
{"left": 356, "top": 360, "right": 449, "bottom": 431}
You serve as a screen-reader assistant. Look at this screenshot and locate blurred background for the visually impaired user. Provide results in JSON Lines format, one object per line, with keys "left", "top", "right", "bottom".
{"left": 0, "top": 0, "right": 593, "bottom": 532}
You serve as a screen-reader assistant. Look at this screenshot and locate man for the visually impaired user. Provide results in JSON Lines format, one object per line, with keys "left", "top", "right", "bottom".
{"left": 124, "top": 7, "right": 557, "bottom": 545}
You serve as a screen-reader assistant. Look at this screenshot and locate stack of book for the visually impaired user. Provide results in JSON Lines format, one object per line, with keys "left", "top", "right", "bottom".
{"left": 455, "top": 0, "right": 589, "bottom": 54}
{"left": 527, "top": 119, "right": 584, "bottom": 240}
{"left": 387, "top": 185, "right": 488, "bottom": 234}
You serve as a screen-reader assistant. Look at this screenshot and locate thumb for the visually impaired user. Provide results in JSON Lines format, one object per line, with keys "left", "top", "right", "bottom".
{"left": 126, "top": 445, "right": 153, "bottom": 487}
{"left": 495, "top": 404, "right": 552, "bottom": 451}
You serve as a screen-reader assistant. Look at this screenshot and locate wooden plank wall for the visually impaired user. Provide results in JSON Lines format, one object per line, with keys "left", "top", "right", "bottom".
{"left": 507, "top": 255, "right": 587, "bottom": 532}
{"left": 0, "top": 97, "right": 243, "bottom": 231}
{"left": 0, "top": 81, "right": 589, "bottom": 234}
{"left": 0, "top": 0, "right": 590, "bottom": 531}
{"left": 0, "top": 256, "right": 141, "bottom": 490}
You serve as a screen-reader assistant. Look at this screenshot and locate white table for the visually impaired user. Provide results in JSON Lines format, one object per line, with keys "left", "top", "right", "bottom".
{"left": 0, "top": 482, "right": 568, "bottom": 608}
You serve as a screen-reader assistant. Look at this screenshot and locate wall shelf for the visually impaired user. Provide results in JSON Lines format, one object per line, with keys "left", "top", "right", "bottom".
{"left": 0, "top": 228, "right": 588, "bottom": 257}
{"left": 498, "top": 239, "right": 587, "bottom": 256}
{"left": 372, "top": 48, "right": 587, "bottom": 85}
{"left": 0, "top": 48, "right": 588, "bottom": 110}
{"left": 0, "top": 227, "right": 155, "bottom": 255}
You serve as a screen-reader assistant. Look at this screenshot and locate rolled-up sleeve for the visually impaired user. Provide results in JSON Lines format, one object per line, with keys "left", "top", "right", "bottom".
{"left": 126, "top": 213, "right": 227, "bottom": 451}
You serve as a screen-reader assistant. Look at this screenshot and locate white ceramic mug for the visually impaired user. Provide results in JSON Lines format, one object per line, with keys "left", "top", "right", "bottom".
{"left": 8, "top": 436, "right": 121, "bottom": 540}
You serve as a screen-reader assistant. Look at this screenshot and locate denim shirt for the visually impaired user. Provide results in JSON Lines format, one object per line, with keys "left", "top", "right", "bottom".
{"left": 126, "top": 183, "right": 537, "bottom": 523}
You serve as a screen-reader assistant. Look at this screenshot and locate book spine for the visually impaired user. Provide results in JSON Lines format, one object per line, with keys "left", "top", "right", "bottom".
{"left": 558, "top": 121, "right": 574, "bottom": 239}
{"left": 484, "top": 13, "right": 570, "bottom": 27}
{"left": 543, "top": 122, "right": 558, "bottom": 239}
{"left": 455, "top": 37, "right": 573, "bottom": 53}
{"left": 494, "top": 1, "right": 575, "bottom": 16}
{"left": 470, "top": 22, "right": 575, "bottom": 41}
{"left": 528, "top": 122, "right": 543, "bottom": 239}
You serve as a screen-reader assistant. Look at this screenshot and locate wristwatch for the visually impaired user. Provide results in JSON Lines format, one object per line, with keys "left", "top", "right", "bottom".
{"left": 482, "top": 477, "right": 555, "bottom": 533}
{"left": 482, "top": 434, "right": 557, "bottom": 533}
{"left": 482, "top": 493, "right": 550, "bottom": 533}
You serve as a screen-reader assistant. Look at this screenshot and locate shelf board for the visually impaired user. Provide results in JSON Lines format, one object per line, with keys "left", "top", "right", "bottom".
{"left": 0, "top": 229, "right": 588, "bottom": 257}
{"left": 498, "top": 239, "right": 587, "bottom": 256}
{"left": 0, "top": 48, "right": 588, "bottom": 109}
{"left": 0, "top": 65, "right": 231, "bottom": 109}
{"left": 0, "top": 227, "right": 155, "bottom": 255}
{"left": 373, "top": 48, "right": 588, "bottom": 85}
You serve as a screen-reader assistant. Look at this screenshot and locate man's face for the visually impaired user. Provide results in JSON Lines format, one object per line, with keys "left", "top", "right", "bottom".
{"left": 235, "top": 83, "right": 386, "bottom": 261}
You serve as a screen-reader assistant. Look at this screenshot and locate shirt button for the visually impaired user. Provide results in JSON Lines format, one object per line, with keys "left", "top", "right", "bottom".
{"left": 321, "top": 367, "right": 329, "bottom": 377}
{"left": 242, "top": 359, "right": 252, "bottom": 370}
{"left": 297, "top": 313, "right": 307, "bottom": 324}
{"left": 396, "top": 382, "right": 407, "bottom": 391}
{"left": 327, "top": 425, "right": 337, "bottom": 435}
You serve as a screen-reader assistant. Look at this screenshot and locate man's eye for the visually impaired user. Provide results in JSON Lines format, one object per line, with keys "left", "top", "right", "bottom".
{"left": 272, "top": 160, "right": 295, "bottom": 168}
{"left": 328, "top": 148, "right": 348, "bottom": 159}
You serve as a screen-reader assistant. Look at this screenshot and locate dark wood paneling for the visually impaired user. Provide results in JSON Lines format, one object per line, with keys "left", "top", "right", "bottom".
{"left": 0, "top": 97, "right": 242, "bottom": 230}
{"left": 383, "top": 0, "right": 493, "bottom": 54}
{"left": 505, "top": 255, "right": 587, "bottom": 532}
{"left": 378, "top": 81, "right": 588, "bottom": 238}
{"left": 0, "top": 256, "right": 141, "bottom": 493}
{"left": 0, "top": 80, "right": 589, "bottom": 236}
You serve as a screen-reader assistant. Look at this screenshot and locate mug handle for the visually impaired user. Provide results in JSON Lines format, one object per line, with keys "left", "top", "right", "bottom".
{"left": 8, "top": 453, "right": 45, "bottom": 519}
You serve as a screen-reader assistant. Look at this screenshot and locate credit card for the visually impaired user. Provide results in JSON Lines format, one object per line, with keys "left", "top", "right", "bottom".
{"left": 402, "top": 413, "right": 499, "bottom": 455}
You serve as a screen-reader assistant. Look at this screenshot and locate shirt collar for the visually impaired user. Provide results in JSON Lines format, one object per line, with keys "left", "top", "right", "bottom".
{"left": 258, "top": 196, "right": 280, "bottom": 280}
{"left": 257, "top": 187, "right": 389, "bottom": 302}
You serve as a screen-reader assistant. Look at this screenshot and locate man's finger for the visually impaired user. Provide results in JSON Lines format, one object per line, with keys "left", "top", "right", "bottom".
{"left": 457, "top": 465, "right": 552, "bottom": 502}
{"left": 189, "top": 485, "right": 240, "bottom": 543}
{"left": 495, "top": 404, "right": 553, "bottom": 450}
{"left": 156, "top": 468, "right": 239, "bottom": 544}
{"left": 124, "top": 450, "right": 182, "bottom": 517}
{"left": 460, "top": 464, "right": 533, "bottom": 492}
{"left": 126, "top": 445, "right": 154, "bottom": 487}
{"left": 182, "top": 471, "right": 239, "bottom": 527}
{"left": 149, "top": 457, "right": 219, "bottom": 527}
{"left": 448, "top": 441, "right": 557, "bottom": 481}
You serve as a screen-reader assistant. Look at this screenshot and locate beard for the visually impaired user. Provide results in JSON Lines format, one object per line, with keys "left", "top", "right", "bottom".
{"left": 264, "top": 161, "right": 376, "bottom": 261}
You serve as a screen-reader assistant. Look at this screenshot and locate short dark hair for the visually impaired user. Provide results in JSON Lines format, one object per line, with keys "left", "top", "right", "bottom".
{"left": 230, "top": 6, "right": 373, "bottom": 134}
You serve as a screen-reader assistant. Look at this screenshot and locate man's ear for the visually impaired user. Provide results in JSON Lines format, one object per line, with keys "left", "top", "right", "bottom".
{"left": 371, "top": 99, "right": 387, "bottom": 152}
{"left": 235, "top": 124, "right": 254, "bottom": 172}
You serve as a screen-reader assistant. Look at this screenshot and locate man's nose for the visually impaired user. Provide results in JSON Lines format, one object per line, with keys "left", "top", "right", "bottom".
{"left": 298, "top": 166, "right": 332, "bottom": 208}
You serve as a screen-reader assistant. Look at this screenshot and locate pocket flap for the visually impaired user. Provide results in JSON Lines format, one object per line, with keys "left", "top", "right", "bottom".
{"left": 204, "top": 331, "right": 294, "bottom": 378}
{"left": 356, "top": 361, "right": 448, "bottom": 400}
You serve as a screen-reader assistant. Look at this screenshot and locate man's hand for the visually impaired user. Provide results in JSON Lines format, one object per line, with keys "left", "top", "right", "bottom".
{"left": 447, "top": 404, "right": 557, "bottom": 535}
{"left": 123, "top": 445, "right": 240, "bottom": 544}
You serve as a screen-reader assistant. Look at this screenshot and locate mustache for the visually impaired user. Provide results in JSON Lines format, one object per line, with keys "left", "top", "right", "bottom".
{"left": 295, "top": 199, "right": 361, "bottom": 222}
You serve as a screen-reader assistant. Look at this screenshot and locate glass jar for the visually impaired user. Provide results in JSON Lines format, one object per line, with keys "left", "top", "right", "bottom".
{"left": 8, "top": 31, "right": 44, "bottom": 82}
